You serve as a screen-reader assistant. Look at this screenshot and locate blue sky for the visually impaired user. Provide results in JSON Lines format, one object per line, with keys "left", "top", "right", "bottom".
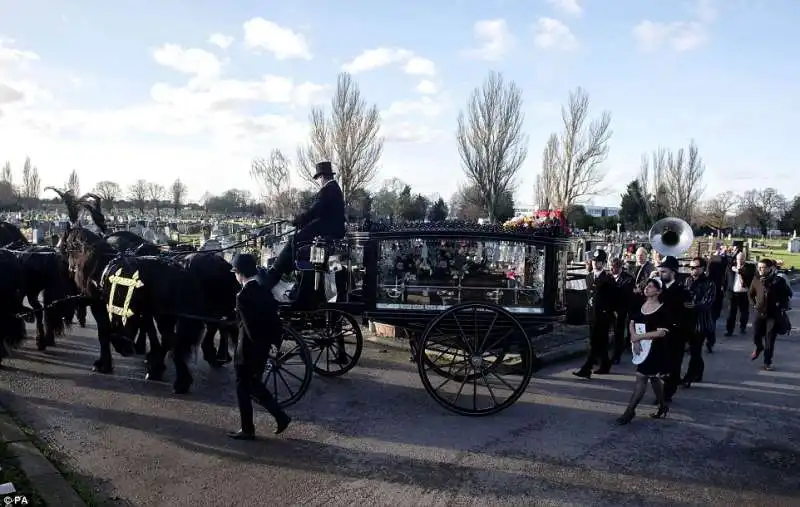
{"left": 0, "top": 0, "right": 797, "bottom": 207}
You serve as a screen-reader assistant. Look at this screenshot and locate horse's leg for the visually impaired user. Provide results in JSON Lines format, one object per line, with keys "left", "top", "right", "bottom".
{"left": 27, "top": 292, "right": 47, "bottom": 350}
{"left": 145, "top": 316, "right": 168, "bottom": 382}
{"left": 134, "top": 323, "right": 148, "bottom": 355}
{"left": 76, "top": 301, "right": 87, "bottom": 327}
{"left": 200, "top": 325, "right": 219, "bottom": 366}
{"left": 216, "top": 324, "right": 232, "bottom": 364}
{"left": 172, "top": 318, "right": 203, "bottom": 394}
{"left": 90, "top": 300, "right": 113, "bottom": 373}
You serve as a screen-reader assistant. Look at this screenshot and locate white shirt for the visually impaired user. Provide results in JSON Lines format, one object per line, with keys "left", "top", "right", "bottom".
{"left": 732, "top": 266, "right": 746, "bottom": 292}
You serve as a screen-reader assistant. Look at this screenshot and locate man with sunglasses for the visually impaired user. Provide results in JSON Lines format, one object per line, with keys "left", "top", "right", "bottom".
{"left": 681, "top": 257, "right": 716, "bottom": 387}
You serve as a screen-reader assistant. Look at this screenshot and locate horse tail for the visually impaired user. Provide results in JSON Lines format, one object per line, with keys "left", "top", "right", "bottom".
{"left": 43, "top": 255, "right": 74, "bottom": 337}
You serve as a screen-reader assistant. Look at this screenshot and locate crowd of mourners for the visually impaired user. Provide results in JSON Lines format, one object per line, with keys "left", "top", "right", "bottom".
{"left": 572, "top": 243, "right": 793, "bottom": 425}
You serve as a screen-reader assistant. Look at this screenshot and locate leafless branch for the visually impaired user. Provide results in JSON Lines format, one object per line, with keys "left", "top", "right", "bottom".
{"left": 456, "top": 71, "right": 528, "bottom": 222}
{"left": 93, "top": 181, "right": 121, "bottom": 210}
{"left": 251, "top": 149, "right": 294, "bottom": 217}
{"left": 639, "top": 140, "right": 705, "bottom": 221}
{"left": 297, "top": 72, "right": 383, "bottom": 203}
{"left": 544, "top": 87, "right": 612, "bottom": 209}
{"left": 66, "top": 169, "right": 80, "bottom": 196}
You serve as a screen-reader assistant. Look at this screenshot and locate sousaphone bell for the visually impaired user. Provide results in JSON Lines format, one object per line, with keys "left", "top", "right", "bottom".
{"left": 648, "top": 217, "right": 694, "bottom": 258}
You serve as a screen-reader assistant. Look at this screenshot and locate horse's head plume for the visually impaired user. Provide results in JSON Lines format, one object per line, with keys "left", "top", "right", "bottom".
{"left": 46, "top": 187, "right": 84, "bottom": 225}
{"left": 81, "top": 197, "right": 108, "bottom": 235}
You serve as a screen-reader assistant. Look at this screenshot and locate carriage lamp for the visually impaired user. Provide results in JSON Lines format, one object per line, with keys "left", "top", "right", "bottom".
{"left": 310, "top": 237, "right": 327, "bottom": 290}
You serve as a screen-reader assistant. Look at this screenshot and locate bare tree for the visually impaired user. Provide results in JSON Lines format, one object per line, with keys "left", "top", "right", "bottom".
{"left": 28, "top": 166, "right": 40, "bottom": 201}
{"left": 296, "top": 72, "right": 383, "bottom": 203}
{"left": 128, "top": 179, "right": 148, "bottom": 214}
{"left": 456, "top": 71, "right": 528, "bottom": 222}
{"left": 66, "top": 169, "right": 80, "bottom": 196}
{"left": 544, "top": 87, "right": 612, "bottom": 209}
{"left": 251, "top": 149, "right": 293, "bottom": 218}
{"left": 147, "top": 182, "right": 165, "bottom": 217}
{"left": 170, "top": 179, "right": 187, "bottom": 217}
{"left": 698, "top": 191, "right": 736, "bottom": 230}
{"left": 1, "top": 161, "right": 12, "bottom": 185}
{"left": 93, "top": 181, "right": 121, "bottom": 210}
{"left": 639, "top": 141, "right": 705, "bottom": 221}
{"left": 533, "top": 135, "right": 560, "bottom": 209}
{"left": 738, "top": 188, "right": 787, "bottom": 236}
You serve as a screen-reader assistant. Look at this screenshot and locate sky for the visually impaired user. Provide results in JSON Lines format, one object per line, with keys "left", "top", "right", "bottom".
{"left": 0, "top": 0, "right": 798, "bottom": 207}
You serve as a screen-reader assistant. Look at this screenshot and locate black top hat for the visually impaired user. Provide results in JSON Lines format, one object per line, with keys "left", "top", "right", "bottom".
{"left": 313, "top": 161, "right": 335, "bottom": 179}
{"left": 658, "top": 255, "right": 679, "bottom": 272}
{"left": 592, "top": 249, "right": 608, "bottom": 263}
{"left": 230, "top": 253, "right": 258, "bottom": 277}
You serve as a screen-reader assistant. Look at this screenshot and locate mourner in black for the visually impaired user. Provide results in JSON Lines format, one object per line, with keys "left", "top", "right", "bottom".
{"left": 748, "top": 259, "right": 792, "bottom": 370}
{"left": 573, "top": 249, "right": 615, "bottom": 379}
{"left": 228, "top": 253, "right": 291, "bottom": 440}
{"left": 725, "top": 252, "right": 755, "bottom": 336}
{"left": 657, "top": 255, "right": 692, "bottom": 402}
{"left": 681, "top": 257, "right": 716, "bottom": 387}
{"left": 616, "top": 277, "right": 671, "bottom": 425}
{"left": 705, "top": 253, "right": 728, "bottom": 352}
{"left": 261, "top": 161, "right": 346, "bottom": 289}
{"left": 630, "top": 247, "right": 656, "bottom": 291}
{"left": 609, "top": 257, "right": 635, "bottom": 364}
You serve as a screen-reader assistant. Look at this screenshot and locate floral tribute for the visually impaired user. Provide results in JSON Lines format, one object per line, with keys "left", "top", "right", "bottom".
{"left": 502, "top": 210, "right": 568, "bottom": 233}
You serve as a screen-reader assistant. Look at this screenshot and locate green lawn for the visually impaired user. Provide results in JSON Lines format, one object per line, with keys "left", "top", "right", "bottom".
{"left": 725, "top": 237, "right": 799, "bottom": 270}
{"left": 0, "top": 441, "right": 47, "bottom": 506}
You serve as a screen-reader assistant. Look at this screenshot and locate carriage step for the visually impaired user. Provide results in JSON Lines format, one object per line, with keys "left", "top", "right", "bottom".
{"left": 272, "top": 281, "right": 295, "bottom": 303}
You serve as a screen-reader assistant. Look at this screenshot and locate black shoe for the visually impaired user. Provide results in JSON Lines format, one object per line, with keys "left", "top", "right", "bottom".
{"left": 274, "top": 415, "right": 291, "bottom": 435}
{"left": 706, "top": 344, "right": 713, "bottom": 353}
{"left": 616, "top": 410, "right": 635, "bottom": 425}
{"left": 751, "top": 348, "right": 763, "bottom": 361}
{"left": 593, "top": 364, "right": 611, "bottom": 375}
{"left": 572, "top": 369, "right": 591, "bottom": 379}
{"left": 227, "top": 429, "right": 255, "bottom": 440}
{"left": 650, "top": 404, "right": 670, "bottom": 419}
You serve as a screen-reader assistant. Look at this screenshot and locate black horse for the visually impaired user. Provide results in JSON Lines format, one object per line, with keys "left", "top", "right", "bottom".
{"left": 0, "top": 249, "right": 27, "bottom": 365}
{"left": 1, "top": 223, "right": 76, "bottom": 349}
{"left": 102, "top": 254, "right": 206, "bottom": 393}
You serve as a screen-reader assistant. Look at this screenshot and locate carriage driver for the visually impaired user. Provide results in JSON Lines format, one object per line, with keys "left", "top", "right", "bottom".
{"left": 260, "top": 161, "right": 346, "bottom": 291}
{"left": 228, "top": 253, "right": 291, "bottom": 440}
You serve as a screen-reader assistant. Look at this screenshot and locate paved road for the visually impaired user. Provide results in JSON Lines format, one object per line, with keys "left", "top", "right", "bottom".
{"left": 2, "top": 304, "right": 800, "bottom": 507}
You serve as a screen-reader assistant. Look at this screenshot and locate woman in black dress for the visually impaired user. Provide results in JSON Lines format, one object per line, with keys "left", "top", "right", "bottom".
{"left": 616, "top": 277, "right": 671, "bottom": 425}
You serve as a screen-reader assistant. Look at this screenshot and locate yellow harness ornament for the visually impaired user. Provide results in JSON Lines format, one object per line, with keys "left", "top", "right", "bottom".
{"left": 106, "top": 268, "right": 144, "bottom": 325}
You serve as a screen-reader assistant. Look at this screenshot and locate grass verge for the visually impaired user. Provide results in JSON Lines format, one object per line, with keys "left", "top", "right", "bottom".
{"left": 6, "top": 411, "right": 104, "bottom": 506}
{"left": 0, "top": 440, "right": 47, "bottom": 506}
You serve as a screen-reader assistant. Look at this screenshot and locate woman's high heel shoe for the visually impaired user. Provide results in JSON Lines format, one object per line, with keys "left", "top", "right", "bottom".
{"left": 616, "top": 410, "right": 635, "bottom": 425}
{"left": 650, "top": 404, "right": 670, "bottom": 419}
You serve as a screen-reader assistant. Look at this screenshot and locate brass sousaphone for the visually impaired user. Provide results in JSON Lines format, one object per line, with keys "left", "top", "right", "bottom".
{"left": 631, "top": 217, "right": 694, "bottom": 365}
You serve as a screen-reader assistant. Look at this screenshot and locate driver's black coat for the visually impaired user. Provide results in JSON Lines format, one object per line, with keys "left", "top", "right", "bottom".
{"left": 292, "top": 180, "right": 346, "bottom": 241}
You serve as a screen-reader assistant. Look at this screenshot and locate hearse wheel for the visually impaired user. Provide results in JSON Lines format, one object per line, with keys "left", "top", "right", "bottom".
{"left": 261, "top": 325, "right": 313, "bottom": 409}
{"left": 417, "top": 302, "right": 533, "bottom": 416}
{"left": 302, "top": 309, "right": 363, "bottom": 377}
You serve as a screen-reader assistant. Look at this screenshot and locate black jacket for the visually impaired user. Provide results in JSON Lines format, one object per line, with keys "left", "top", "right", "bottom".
{"left": 749, "top": 273, "right": 792, "bottom": 319}
{"left": 630, "top": 261, "right": 655, "bottom": 292}
{"left": 293, "top": 180, "right": 346, "bottom": 240}
{"left": 611, "top": 270, "right": 635, "bottom": 314}
{"left": 586, "top": 270, "right": 615, "bottom": 322}
{"left": 725, "top": 262, "right": 756, "bottom": 293}
{"left": 661, "top": 279, "right": 692, "bottom": 334}
{"left": 235, "top": 279, "right": 283, "bottom": 367}
{"left": 684, "top": 273, "right": 716, "bottom": 334}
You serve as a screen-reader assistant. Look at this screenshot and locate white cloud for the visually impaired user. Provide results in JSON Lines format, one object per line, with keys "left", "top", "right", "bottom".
{"left": 381, "top": 96, "right": 447, "bottom": 143}
{"left": 546, "top": 0, "right": 582, "bottom": 16}
{"left": 403, "top": 56, "right": 435, "bottom": 76}
{"left": 632, "top": 20, "right": 707, "bottom": 52}
{"left": 533, "top": 17, "right": 578, "bottom": 50}
{"left": 341, "top": 48, "right": 436, "bottom": 77}
{"left": 208, "top": 33, "right": 234, "bottom": 49}
{"left": 415, "top": 80, "right": 437, "bottom": 94}
{"left": 242, "top": 18, "right": 312, "bottom": 60}
{"left": 153, "top": 43, "right": 222, "bottom": 78}
{"left": 462, "top": 19, "right": 514, "bottom": 61}
{"left": 632, "top": 0, "right": 716, "bottom": 52}
{"left": 341, "top": 47, "right": 412, "bottom": 73}
{"left": 0, "top": 38, "right": 39, "bottom": 65}
{"left": 0, "top": 82, "right": 24, "bottom": 104}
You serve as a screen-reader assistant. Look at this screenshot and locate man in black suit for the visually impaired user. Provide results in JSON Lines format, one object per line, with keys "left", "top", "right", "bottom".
{"left": 705, "top": 253, "right": 728, "bottom": 352}
{"left": 658, "top": 255, "right": 692, "bottom": 402}
{"left": 725, "top": 251, "right": 755, "bottom": 336}
{"left": 262, "top": 161, "right": 346, "bottom": 289}
{"left": 227, "top": 253, "right": 291, "bottom": 440}
{"left": 610, "top": 257, "right": 635, "bottom": 364}
{"left": 573, "top": 249, "right": 615, "bottom": 379}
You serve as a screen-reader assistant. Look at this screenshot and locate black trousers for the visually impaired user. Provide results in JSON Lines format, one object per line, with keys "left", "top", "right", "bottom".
{"left": 611, "top": 310, "right": 628, "bottom": 361}
{"left": 235, "top": 362, "right": 286, "bottom": 432}
{"left": 664, "top": 333, "right": 687, "bottom": 400}
{"left": 684, "top": 331, "right": 705, "bottom": 381}
{"left": 581, "top": 315, "right": 611, "bottom": 371}
{"left": 726, "top": 292, "right": 750, "bottom": 333}
{"left": 753, "top": 317, "right": 778, "bottom": 365}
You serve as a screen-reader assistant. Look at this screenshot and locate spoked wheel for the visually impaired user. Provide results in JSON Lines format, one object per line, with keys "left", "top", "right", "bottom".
{"left": 301, "top": 309, "right": 363, "bottom": 377}
{"left": 417, "top": 303, "right": 534, "bottom": 416}
{"left": 261, "top": 325, "right": 313, "bottom": 409}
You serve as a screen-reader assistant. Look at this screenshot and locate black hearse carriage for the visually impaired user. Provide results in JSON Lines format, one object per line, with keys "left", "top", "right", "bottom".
{"left": 280, "top": 216, "right": 571, "bottom": 416}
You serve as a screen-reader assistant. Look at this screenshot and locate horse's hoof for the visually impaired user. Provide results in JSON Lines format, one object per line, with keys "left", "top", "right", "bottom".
{"left": 172, "top": 384, "right": 191, "bottom": 395}
{"left": 145, "top": 372, "right": 164, "bottom": 382}
{"left": 92, "top": 360, "right": 112, "bottom": 374}
{"left": 36, "top": 342, "right": 47, "bottom": 352}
